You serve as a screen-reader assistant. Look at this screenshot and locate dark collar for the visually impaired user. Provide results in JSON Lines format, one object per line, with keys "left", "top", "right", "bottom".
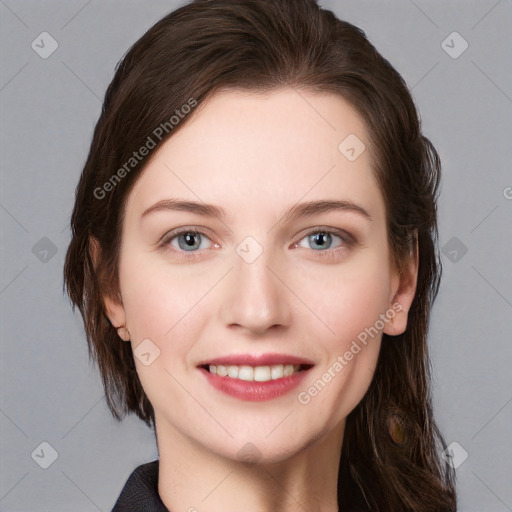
{"left": 111, "top": 460, "right": 170, "bottom": 512}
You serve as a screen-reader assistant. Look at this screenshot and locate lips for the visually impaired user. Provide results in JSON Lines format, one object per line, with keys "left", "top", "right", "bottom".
{"left": 197, "top": 353, "right": 314, "bottom": 401}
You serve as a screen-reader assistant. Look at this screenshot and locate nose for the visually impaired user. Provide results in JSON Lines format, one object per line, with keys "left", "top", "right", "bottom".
{"left": 219, "top": 246, "right": 292, "bottom": 336}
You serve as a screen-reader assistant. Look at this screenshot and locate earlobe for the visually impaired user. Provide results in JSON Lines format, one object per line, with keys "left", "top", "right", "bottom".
{"left": 103, "top": 293, "right": 128, "bottom": 336}
{"left": 116, "top": 325, "right": 131, "bottom": 342}
{"left": 384, "top": 234, "right": 419, "bottom": 336}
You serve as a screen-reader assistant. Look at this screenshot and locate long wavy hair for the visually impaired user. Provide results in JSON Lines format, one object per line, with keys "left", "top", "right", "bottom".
{"left": 63, "top": 0, "right": 457, "bottom": 509}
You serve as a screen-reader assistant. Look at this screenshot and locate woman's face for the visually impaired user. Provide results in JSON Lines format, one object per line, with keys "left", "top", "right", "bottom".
{"left": 105, "top": 87, "right": 416, "bottom": 463}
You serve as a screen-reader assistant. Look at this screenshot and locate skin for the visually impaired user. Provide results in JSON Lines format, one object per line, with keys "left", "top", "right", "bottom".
{"left": 102, "top": 87, "right": 418, "bottom": 512}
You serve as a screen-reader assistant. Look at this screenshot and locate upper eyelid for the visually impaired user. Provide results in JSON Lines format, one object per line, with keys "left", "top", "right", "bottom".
{"left": 160, "top": 226, "right": 211, "bottom": 242}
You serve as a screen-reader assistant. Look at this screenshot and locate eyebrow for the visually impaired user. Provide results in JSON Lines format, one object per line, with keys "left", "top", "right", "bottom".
{"left": 141, "top": 198, "right": 372, "bottom": 222}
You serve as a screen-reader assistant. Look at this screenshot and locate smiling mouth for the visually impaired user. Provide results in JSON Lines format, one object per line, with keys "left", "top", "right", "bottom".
{"left": 199, "top": 364, "right": 313, "bottom": 382}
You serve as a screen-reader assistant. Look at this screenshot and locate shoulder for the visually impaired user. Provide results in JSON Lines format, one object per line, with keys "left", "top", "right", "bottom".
{"left": 111, "top": 459, "right": 170, "bottom": 512}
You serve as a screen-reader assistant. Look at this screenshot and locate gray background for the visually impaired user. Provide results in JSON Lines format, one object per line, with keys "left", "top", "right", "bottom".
{"left": 1, "top": 0, "right": 511, "bottom": 510}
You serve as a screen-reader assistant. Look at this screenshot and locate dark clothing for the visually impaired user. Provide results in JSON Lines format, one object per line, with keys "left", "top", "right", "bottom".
{"left": 111, "top": 460, "right": 170, "bottom": 512}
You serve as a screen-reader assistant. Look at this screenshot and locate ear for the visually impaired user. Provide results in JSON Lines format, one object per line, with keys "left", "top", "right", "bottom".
{"left": 89, "top": 237, "right": 128, "bottom": 338}
{"left": 384, "top": 233, "right": 419, "bottom": 336}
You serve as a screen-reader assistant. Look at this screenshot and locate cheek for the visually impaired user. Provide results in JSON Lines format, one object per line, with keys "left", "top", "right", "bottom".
{"left": 292, "top": 253, "right": 390, "bottom": 416}
{"left": 296, "top": 252, "right": 392, "bottom": 348}
{"left": 119, "top": 251, "right": 193, "bottom": 336}
{"left": 117, "top": 255, "right": 213, "bottom": 402}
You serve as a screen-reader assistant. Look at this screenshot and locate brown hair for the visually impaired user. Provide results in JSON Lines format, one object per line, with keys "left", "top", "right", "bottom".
{"left": 63, "top": 0, "right": 457, "bottom": 509}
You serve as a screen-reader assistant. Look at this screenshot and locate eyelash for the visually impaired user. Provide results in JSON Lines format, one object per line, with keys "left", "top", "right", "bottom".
{"left": 159, "top": 226, "right": 355, "bottom": 261}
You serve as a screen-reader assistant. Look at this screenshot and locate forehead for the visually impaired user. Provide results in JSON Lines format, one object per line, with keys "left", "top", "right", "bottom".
{"left": 164, "top": 87, "right": 370, "bottom": 165}
{"left": 125, "top": 87, "right": 384, "bottom": 223}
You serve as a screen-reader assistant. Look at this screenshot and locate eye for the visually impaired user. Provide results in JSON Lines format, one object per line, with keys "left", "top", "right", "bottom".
{"left": 161, "top": 228, "right": 216, "bottom": 254}
{"left": 296, "top": 229, "right": 353, "bottom": 252}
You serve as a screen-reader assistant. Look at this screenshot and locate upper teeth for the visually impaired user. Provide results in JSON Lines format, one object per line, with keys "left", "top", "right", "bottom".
{"left": 208, "top": 364, "right": 301, "bottom": 382}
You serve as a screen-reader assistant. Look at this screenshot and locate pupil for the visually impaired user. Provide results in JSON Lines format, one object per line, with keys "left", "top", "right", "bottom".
{"left": 312, "top": 232, "right": 330, "bottom": 249}
{"left": 181, "top": 232, "right": 200, "bottom": 250}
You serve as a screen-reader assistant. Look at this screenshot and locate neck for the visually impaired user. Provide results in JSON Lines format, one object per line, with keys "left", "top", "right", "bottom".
{"left": 156, "top": 419, "right": 344, "bottom": 512}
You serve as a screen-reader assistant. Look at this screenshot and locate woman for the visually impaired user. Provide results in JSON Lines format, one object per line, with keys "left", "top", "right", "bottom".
{"left": 64, "top": 0, "right": 457, "bottom": 510}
